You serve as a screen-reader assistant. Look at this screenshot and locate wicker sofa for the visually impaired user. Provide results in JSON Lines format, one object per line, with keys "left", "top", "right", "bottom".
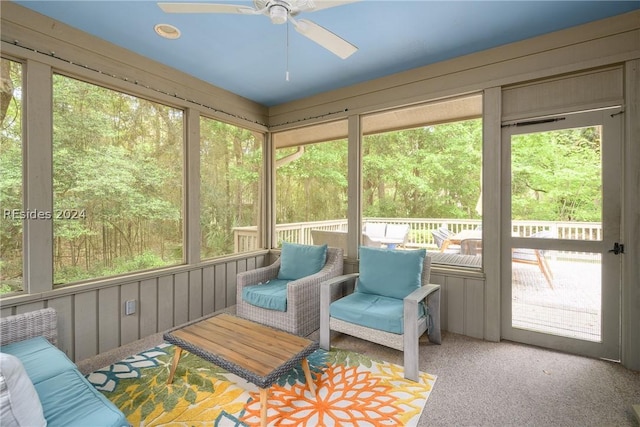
{"left": 0, "top": 308, "right": 129, "bottom": 427}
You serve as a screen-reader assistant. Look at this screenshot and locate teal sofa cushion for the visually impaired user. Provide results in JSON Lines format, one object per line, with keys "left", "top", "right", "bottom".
{"left": 35, "top": 369, "right": 128, "bottom": 427}
{"left": 1, "top": 337, "right": 76, "bottom": 384}
{"left": 357, "top": 246, "right": 426, "bottom": 299}
{"left": 242, "top": 279, "right": 290, "bottom": 311}
{"left": 1, "top": 336, "right": 128, "bottom": 427}
{"left": 329, "top": 292, "right": 425, "bottom": 334}
{"left": 277, "top": 242, "right": 328, "bottom": 280}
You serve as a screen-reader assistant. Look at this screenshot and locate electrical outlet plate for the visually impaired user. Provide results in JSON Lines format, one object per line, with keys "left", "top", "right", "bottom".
{"left": 125, "top": 300, "right": 136, "bottom": 315}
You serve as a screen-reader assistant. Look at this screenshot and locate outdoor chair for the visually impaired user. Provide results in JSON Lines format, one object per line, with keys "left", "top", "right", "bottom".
{"left": 362, "top": 222, "right": 386, "bottom": 247}
{"left": 236, "top": 243, "right": 344, "bottom": 337}
{"left": 320, "top": 247, "right": 441, "bottom": 381}
{"left": 512, "top": 230, "right": 554, "bottom": 289}
{"left": 311, "top": 229, "right": 348, "bottom": 252}
{"left": 431, "top": 226, "right": 461, "bottom": 253}
{"left": 460, "top": 238, "right": 483, "bottom": 256}
{"left": 383, "top": 223, "right": 410, "bottom": 249}
{"left": 363, "top": 222, "right": 411, "bottom": 249}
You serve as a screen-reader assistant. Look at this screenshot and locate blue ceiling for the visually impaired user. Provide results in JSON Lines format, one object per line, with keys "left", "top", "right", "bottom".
{"left": 14, "top": 1, "right": 640, "bottom": 107}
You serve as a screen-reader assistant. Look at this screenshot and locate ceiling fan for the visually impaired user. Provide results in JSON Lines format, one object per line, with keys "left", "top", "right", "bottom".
{"left": 157, "top": 0, "right": 360, "bottom": 59}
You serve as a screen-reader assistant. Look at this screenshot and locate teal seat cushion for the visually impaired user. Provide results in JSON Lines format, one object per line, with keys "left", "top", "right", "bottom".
{"left": 330, "top": 292, "right": 425, "bottom": 334}
{"left": 357, "top": 246, "right": 426, "bottom": 299}
{"left": 277, "top": 242, "right": 328, "bottom": 280}
{"left": 1, "top": 337, "right": 76, "bottom": 384}
{"left": 242, "top": 279, "right": 290, "bottom": 311}
{"left": 35, "top": 369, "right": 129, "bottom": 427}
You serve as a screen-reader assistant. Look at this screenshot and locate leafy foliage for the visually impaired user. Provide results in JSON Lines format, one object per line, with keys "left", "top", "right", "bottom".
{"left": 51, "top": 74, "right": 184, "bottom": 285}
{"left": 511, "top": 126, "right": 601, "bottom": 221}
{"left": 200, "top": 117, "right": 262, "bottom": 259}
{"left": 276, "top": 140, "right": 348, "bottom": 223}
{"left": 363, "top": 120, "right": 482, "bottom": 219}
{"left": 0, "top": 59, "right": 23, "bottom": 292}
{"left": 0, "top": 61, "right": 605, "bottom": 294}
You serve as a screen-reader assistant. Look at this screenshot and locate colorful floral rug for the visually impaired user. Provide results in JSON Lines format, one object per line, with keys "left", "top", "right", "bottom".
{"left": 86, "top": 343, "right": 436, "bottom": 426}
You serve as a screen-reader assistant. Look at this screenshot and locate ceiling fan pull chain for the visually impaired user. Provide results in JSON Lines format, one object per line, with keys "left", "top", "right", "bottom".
{"left": 286, "top": 21, "right": 291, "bottom": 81}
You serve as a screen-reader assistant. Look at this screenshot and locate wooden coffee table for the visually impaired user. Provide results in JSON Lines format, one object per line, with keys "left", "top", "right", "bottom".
{"left": 163, "top": 313, "right": 319, "bottom": 426}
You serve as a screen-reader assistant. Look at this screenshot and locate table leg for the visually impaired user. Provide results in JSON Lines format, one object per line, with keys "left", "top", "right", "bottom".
{"left": 260, "top": 387, "right": 269, "bottom": 427}
{"left": 166, "top": 347, "right": 183, "bottom": 384}
{"left": 301, "top": 358, "right": 316, "bottom": 397}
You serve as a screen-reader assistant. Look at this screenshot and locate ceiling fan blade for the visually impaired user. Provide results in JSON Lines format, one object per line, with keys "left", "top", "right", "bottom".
{"left": 157, "top": 3, "right": 256, "bottom": 14}
{"left": 293, "top": 19, "right": 357, "bottom": 59}
{"left": 309, "top": 0, "right": 361, "bottom": 12}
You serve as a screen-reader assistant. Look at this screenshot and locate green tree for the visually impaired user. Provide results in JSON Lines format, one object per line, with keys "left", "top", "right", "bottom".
{"left": 52, "top": 75, "right": 183, "bottom": 285}
{"left": 363, "top": 119, "right": 482, "bottom": 219}
{"left": 200, "top": 117, "right": 262, "bottom": 258}
{"left": 511, "top": 126, "right": 601, "bottom": 222}
{"left": 0, "top": 59, "right": 23, "bottom": 293}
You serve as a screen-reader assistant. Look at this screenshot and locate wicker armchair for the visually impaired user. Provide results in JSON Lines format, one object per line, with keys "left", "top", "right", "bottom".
{"left": 320, "top": 251, "right": 441, "bottom": 382}
{"left": 236, "top": 247, "right": 344, "bottom": 337}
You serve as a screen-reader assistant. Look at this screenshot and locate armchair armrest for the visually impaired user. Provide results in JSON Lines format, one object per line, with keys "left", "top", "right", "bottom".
{"left": 236, "top": 258, "right": 281, "bottom": 291}
{"left": 320, "top": 273, "right": 359, "bottom": 350}
{"left": 320, "top": 273, "right": 359, "bottom": 304}
{"left": 404, "top": 284, "right": 441, "bottom": 344}
{"left": 0, "top": 308, "right": 58, "bottom": 347}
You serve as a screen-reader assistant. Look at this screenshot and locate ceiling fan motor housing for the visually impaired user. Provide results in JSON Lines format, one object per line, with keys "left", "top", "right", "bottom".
{"left": 255, "top": 0, "right": 312, "bottom": 21}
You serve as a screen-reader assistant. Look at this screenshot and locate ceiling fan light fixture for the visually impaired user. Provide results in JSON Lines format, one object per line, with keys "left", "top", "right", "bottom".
{"left": 269, "top": 4, "right": 288, "bottom": 24}
{"left": 154, "top": 23, "right": 181, "bottom": 39}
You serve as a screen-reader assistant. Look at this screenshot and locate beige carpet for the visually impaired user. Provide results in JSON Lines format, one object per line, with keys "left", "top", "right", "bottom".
{"left": 78, "top": 307, "right": 640, "bottom": 427}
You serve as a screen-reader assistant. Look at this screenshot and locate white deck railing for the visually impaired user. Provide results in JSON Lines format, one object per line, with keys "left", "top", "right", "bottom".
{"left": 234, "top": 218, "right": 602, "bottom": 252}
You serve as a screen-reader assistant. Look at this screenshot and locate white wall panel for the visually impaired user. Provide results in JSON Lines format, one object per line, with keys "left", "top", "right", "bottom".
{"left": 139, "top": 279, "right": 158, "bottom": 338}
{"left": 74, "top": 291, "right": 98, "bottom": 361}
{"left": 214, "top": 265, "right": 227, "bottom": 311}
{"left": 226, "top": 263, "right": 238, "bottom": 306}
{"left": 188, "top": 270, "right": 203, "bottom": 320}
{"left": 465, "top": 278, "right": 485, "bottom": 339}
{"left": 173, "top": 272, "right": 189, "bottom": 325}
{"left": 202, "top": 266, "right": 216, "bottom": 314}
{"left": 157, "top": 275, "right": 174, "bottom": 332}
{"left": 98, "top": 287, "right": 120, "bottom": 353}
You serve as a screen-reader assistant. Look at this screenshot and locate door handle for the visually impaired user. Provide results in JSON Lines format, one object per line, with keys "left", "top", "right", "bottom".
{"left": 608, "top": 242, "right": 624, "bottom": 255}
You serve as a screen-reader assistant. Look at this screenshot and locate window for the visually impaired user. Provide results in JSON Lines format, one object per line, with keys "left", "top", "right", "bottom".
{"left": 200, "top": 116, "right": 263, "bottom": 257}
{"left": 273, "top": 120, "right": 349, "bottom": 254}
{"left": 52, "top": 75, "right": 184, "bottom": 285}
{"left": 0, "top": 58, "right": 23, "bottom": 294}
{"left": 361, "top": 96, "right": 483, "bottom": 267}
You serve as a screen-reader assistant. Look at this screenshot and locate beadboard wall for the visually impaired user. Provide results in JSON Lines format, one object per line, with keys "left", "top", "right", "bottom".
{"left": 0, "top": 252, "right": 483, "bottom": 362}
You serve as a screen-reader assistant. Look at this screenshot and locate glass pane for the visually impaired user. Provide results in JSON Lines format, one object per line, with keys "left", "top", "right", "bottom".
{"left": 200, "top": 117, "right": 262, "bottom": 257}
{"left": 274, "top": 121, "right": 348, "bottom": 255}
{"left": 0, "top": 59, "right": 23, "bottom": 295}
{"left": 511, "top": 126, "right": 602, "bottom": 241}
{"left": 512, "top": 250, "right": 601, "bottom": 342}
{"left": 52, "top": 75, "right": 184, "bottom": 286}
{"left": 361, "top": 116, "right": 482, "bottom": 268}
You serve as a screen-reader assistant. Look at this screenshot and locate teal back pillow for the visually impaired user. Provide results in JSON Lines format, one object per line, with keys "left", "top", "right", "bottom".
{"left": 357, "top": 246, "right": 426, "bottom": 299}
{"left": 277, "top": 242, "right": 328, "bottom": 280}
